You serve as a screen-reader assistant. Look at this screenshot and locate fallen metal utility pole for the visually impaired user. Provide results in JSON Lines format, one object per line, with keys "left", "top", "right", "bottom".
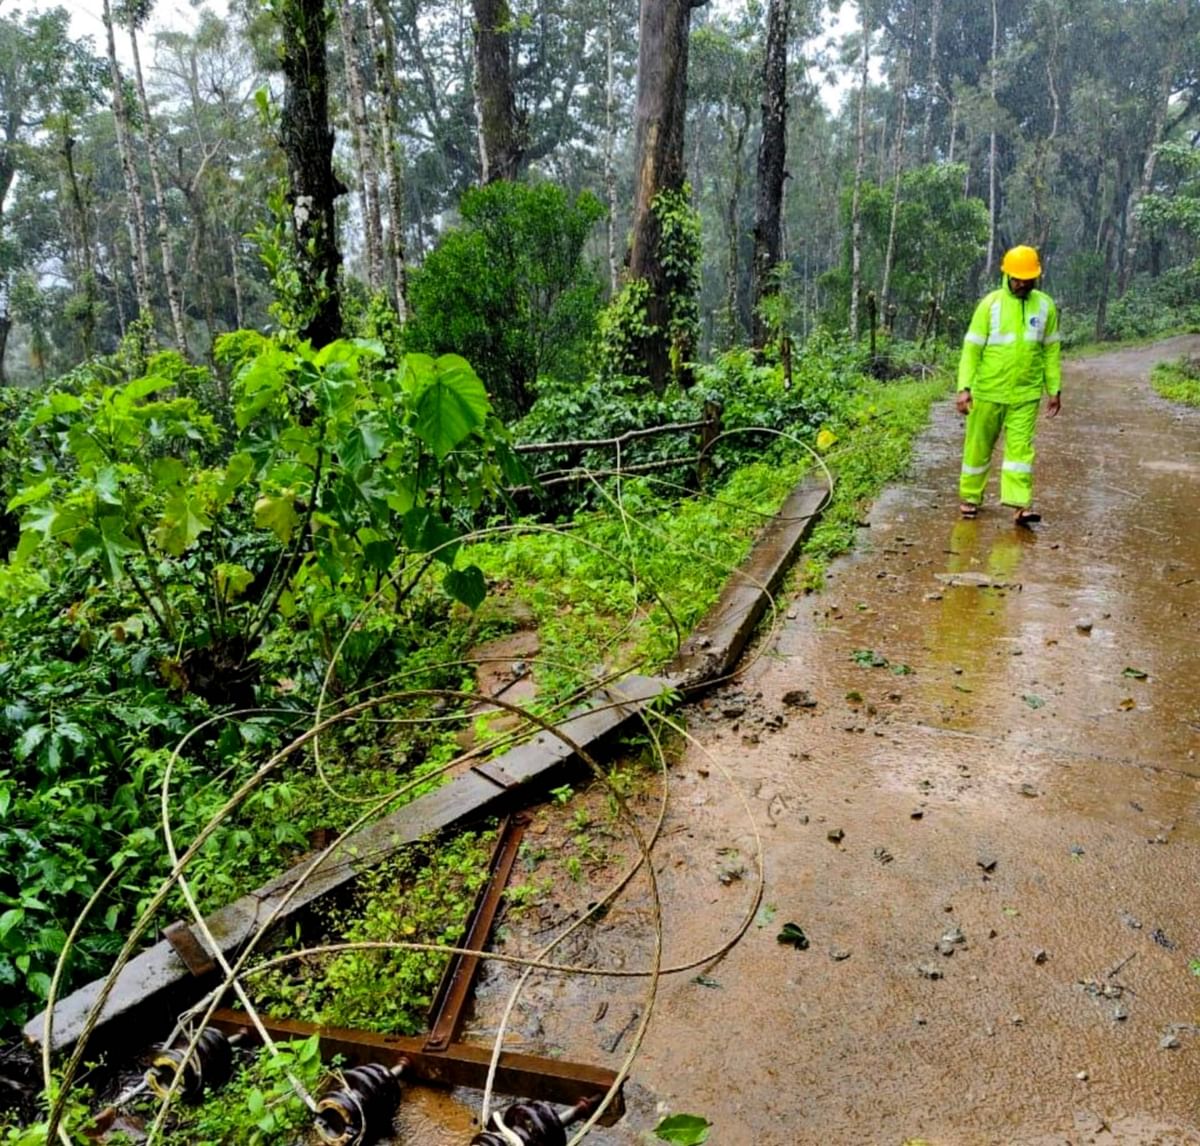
{"left": 141, "top": 817, "right": 620, "bottom": 1143}
{"left": 30, "top": 470, "right": 831, "bottom": 1132}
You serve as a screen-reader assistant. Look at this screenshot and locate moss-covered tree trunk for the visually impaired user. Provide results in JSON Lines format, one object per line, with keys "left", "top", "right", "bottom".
{"left": 279, "top": 0, "right": 344, "bottom": 347}
{"left": 473, "top": 0, "right": 522, "bottom": 183}
{"left": 751, "top": 0, "right": 790, "bottom": 349}
{"left": 629, "top": 0, "right": 707, "bottom": 391}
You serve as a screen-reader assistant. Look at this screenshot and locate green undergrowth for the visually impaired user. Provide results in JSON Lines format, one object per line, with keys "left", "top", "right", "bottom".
{"left": 1150, "top": 356, "right": 1200, "bottom": 407}
{"left": 133, "top": 1035, "right": 326, "bottom": 1146}
{"left": 246, "top": 828, "right": 495, "bottom": 1035}
{"left": 467, "top": 456, "right": 809, "bottom": 702}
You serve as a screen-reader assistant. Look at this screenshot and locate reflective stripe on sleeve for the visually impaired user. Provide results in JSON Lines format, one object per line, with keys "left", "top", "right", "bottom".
{"left": 1044, "top": 331, "right": 1061, "bottom": 343}
{"left": 964, "top": 333, "right": 986, "bottom": 346}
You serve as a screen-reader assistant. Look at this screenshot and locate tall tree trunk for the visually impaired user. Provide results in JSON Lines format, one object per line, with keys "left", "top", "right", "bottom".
{"left": 629, "top": 0, "right": 709, "bottom": 390}
{"left": 0, "top": 309, "right": 10, "bottom": 385}
{"left": 60, "top": 124, "right": 99, "bottom": 356}
{"left": 337, "top": 0, "right": 385, "bottom": 292}
{"left": 848, "top": 9, "right": 869, "bottom": 339}
{"left": 751, "top": 0, "right": 790, "bottom": 349}
{"left": 104, "top": 234, "right": 128, "bottom": 337}
{"left": 473, "top": 0, "right": 521, "bottom": 183}
{"left": 101, "top": 0, "right": 153, "bottom": 322}
{"left": 881, "top": 37, "right": 911, "bottom": 308}
{"left": 368, "top": 0, "right": 410, "bottom": 318}
{"left": 0, "top": 125, "right": 14, "bottom": 381}
{"left": 985, "top": 0, "right": 999, "bottom": 276}
{"left": 128, "top": 23, "right": 189, "bottom": 356}
{"left": 605, "top": 0, "right": 619, "bottom": 296}
{"left": 920, "top": 0, "right": 941, "bottom": 163}
{"left": 1095, "top": 217, "right": 1114, "bottom": 340}
{"left": 1119, "top": 42, "right": 1182, "bottom": 295}
{"left": 1032, "top": 18, "right": 1061, "bottom": 254}
{"left": 279, "top": 0, "right": 345, "bottom": 347}
{"left": 724, "top": 104, "right": 750, "bottom": 344}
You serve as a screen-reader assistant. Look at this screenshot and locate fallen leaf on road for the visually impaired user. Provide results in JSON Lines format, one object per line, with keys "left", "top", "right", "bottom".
{"left": 1122, "top": 667, "right": 1149, "bottom": 680}
{"left": 852, "top": 648, "right": 889, "bottom": 668}
{"left": 654, "top": 1114, "right": 711, "bottom": 1144}
{"left": 1023, "top": 694, "right": 1045, "bottom": 709}
{"left": 777, "top": 922, "right": 810, "bottom": 949}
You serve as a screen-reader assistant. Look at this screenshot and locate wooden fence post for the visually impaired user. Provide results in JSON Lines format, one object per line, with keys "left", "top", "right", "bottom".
{"left": 697, "top": 399, "right": 723, "bottom": 489}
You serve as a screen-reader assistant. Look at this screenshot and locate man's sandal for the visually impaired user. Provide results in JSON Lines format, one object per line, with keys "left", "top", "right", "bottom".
{"left": 959, "top": 502, "right": 979, "bottom": 519}
{"left": 1014, "top": 509, "right": 1041, "bottom": 527}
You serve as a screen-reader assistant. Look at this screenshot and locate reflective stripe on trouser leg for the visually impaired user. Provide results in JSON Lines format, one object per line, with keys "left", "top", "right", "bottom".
{"left": 959, "top": 399, "right": 1006, "bottom": 504}
{"left": 999, "top": 398, "right": 1040, "bottom": 508}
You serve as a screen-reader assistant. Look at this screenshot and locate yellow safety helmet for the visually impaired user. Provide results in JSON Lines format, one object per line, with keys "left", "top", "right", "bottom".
{"left": 1001, "top": 245, "right": 1042, "bottom": 279}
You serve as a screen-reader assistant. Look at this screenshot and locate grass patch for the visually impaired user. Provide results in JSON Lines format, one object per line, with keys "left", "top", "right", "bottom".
{"left": 1150, "top": 356, "right": 1200, "bottom": 408}
{"left": 247, "top": 829, "right": 495, "bottom": 1035}
{"left": 469, "top": 456, "right": 811, "bottom": 700}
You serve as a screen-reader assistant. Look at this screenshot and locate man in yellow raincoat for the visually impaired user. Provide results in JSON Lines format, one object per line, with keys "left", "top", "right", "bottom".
{"left": 957, "top": 245, "right": 1062, "bottom": 525}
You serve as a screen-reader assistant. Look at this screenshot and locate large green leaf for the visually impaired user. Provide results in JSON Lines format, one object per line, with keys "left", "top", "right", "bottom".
{"left": 216, "top": 452, "right": 256, "bottom": 505}
{"left": 254, "top": 492, "right": 301, "bottom": 543}
{"left": 443, "top": 564, "right": 486, "bottom": 610}
{"left": 151, "top": 457, "right": 188, "bottom": 491}
{"left": 409, "top": 354, "right": 491, "bottom": 459}
{"left": 119, "top": 375, "right": 174, "bottom": 405}
{"left": 30, "top": 392, "right": 82, "bottom": 427}
{"left": 6, "top": 479, "right": 53, "bottom": 513}
{"left": 337, "top": 420, "right": 388, "bottom": 471}
{"left": 73, "top": 517, "right": 139, "bottom": 580}
{"left": 235, "top": 345, "right": 291, "bottom": 428}
{"left": 402, "top": 507, "right": 460, "bottom": 565}
{"left": 214, "top": 563, "right": 255, "bottom": 600}
{"left": 654, "top": 1115, "right": 711, "bottom": 1144}
{"left": 154, "top": 490, "right": 213, "bottom": 556}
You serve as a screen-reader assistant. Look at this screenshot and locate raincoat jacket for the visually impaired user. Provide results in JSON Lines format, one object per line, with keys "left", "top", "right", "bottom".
{"left": 957, "top": 280, "right": 1061, "bottom": 404}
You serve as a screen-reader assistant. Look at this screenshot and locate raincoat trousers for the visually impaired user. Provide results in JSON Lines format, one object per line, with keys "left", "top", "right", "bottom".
{"left": 957, "top": 281, "right": 1061, "bottom": 508}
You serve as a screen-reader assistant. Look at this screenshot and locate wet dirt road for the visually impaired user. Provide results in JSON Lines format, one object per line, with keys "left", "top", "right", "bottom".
{"left": 627, "top": 335, "right": 1200, "bottom": 1145}
{"left": 457, "top": 337, "right": 1200, "bottom": 1146}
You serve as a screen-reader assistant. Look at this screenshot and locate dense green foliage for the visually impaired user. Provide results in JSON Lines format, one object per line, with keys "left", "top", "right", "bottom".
{"left": 403, "top": 182, "right": 606, "bottom": 419}
{"left": 1098, "top": 266, "right": 1200, "bottom": 344}
{"left": 146, "top": 1036, "right": 325, "bottom": 1146}
{"left": 841, "top": 164, "right": 990, "bottom": 335}
{"left": 518, "top": 330, "right": 865, "bottom": 514}
{"left": 1151, "top": 356, "right": 1200, "bottom": 408}
{"left": 0, "top": 329, "right": 519, "bottom": 1027}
